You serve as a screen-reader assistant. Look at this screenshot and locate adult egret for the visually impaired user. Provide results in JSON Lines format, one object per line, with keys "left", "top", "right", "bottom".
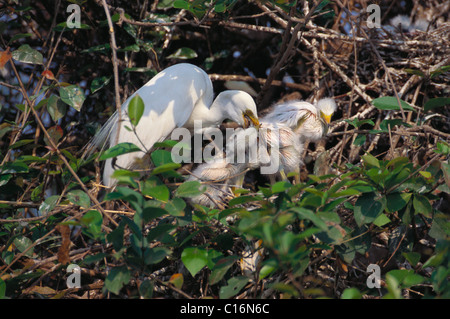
{"left": 261, "top": 98, "right": 336, "bottom": 143}
{"left": 89, "top": 63, "right": 260, "bottom": 187}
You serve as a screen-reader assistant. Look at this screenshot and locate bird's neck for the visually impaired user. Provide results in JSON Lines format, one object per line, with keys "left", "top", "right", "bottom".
{"left": 186, "top": 96, "right": 231, "bottom": 129}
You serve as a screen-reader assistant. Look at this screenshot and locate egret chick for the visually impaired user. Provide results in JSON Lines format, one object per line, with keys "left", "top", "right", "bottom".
{"left": 87, "top": 63, "right": 259, "bottom": 187}
{"left": 258, "top": 122, "right": 303, "bottom": 184}
{"left": 261, "top": 98, "right": 336, "bottom": 143}
{"left": 188, "top": 127, "right": 260, "bottom": 208}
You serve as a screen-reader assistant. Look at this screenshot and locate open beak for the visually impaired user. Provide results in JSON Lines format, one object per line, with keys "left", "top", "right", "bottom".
{"left": 243, "top": 111, "right": 260, "bottom": 129}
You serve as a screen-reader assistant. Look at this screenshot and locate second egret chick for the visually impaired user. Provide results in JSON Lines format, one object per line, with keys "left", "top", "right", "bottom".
{"left": 261, "top": 98, "right": 337, "bottom": 143}
{"left": 188, "top": 127, "right": 260, "bottom": 208}
{"left": 258, "top": 122, "right": 303, "bottom": 184}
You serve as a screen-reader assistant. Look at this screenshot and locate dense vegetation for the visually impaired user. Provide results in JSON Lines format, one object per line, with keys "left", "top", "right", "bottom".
{"left": 0, "top": 0, "right": 449, "bottom": 299}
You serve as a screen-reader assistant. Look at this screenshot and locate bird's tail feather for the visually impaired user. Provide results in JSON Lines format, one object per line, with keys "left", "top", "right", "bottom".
{"left": 81, "top": 111, "right": 119, "bottom": 159}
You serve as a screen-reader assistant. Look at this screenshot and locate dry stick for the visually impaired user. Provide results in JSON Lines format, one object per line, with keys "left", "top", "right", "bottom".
{"left": 7, "top": 58, "right": 117, "bottom": 227}
{"left": 208, "top": 73, "right": 312, "bottom": 92}
{"left": 336, "top": 0, "right": 406, "bottom": 121}
{"left": 360, "top": 28, "right": 407, "bottom": 122}
{"left": 255, "top": 6, "right": 295, "bottom": 106}
{"left": 337, "top": 23, "right": 359, "bottom": 167}
{"left": 101, "top": 0, "right": 122, "bottom": 146}
{"left": 256, "top": 1, "right": 321, "bottom": 106}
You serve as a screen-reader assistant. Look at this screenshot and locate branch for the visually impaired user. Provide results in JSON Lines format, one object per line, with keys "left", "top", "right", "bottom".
{"left": 208, "top": 73, "right": 312, "bottom": 92}
{"left": 7, "top": 58, "right": 117, "bottom": 227}
{"left": 100, "top": 0, "right": 122, "bottom": 146}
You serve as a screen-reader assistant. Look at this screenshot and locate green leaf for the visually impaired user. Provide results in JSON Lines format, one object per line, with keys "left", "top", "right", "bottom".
{"left": 353, "top": 134, "right": 366, "bottom": 146}
{"left": 151, "top": 162, "right": 181, "bottom": 175}
{"left": 386, "top": 192, "right": 412, "bottom": 213}
{"left": 412, "top": 194, "right": 432, "bottom": 218}
{"left": 151, "top": 149, "right": 174, "bottom": 166}
{"left": 13, "top": 236, "right": 34, "bottom": 257}
{"left": 47, "top": 95, "right": 67, "bottom": 122}
{"left": 164, "top": 197, "right": 186, "bottom": 216}
{"left": 173, "top": 0, "right": 190, "bottom": 10}
{"left": 181, "top": 247, "right": 209, "bottom": 277}
{"left": 81, "top": 43, "right": 110, "bottom": 54}
{"left": 59, "top": 85, "right": 85, "bottom": 111}
{"left": 90, "top": 76, "right": 111, "bottom": 94}
{"left": 362, "top": 153, "right": 380, "bottom": 168}
{"left": 372, "top": 96, "right": 415, "bottom": 111}
{"left": 128, "top": 94, "right": 145, "bottom": 127}
{"left": 176, "top": 180, "right": 204, "bottom": 198}
{"left": 373, "top": 213, "right": 391, "bottom": 227}
{"left": 402, "top": 252, "right": 421, "bottom": 267}
{"left": 219, "top": 276, "right": 249, "bottom": 299}
{"left": 353, "top": 192, "right": 385, "bottom": 227}
{"left": 11, "top": 44, "right": 43, "bottom": 65}
{"left": 0, "top": 161, "right": 29, "bottom": 174}
{"left": 143, "top": 184, "right": 170, "bottom": 202}
{"left": 341, "top": 288, "right": 362, "bottom": 299}
{"left": 99, "top": 142, "right": 142, "bottom": 161}
{"left": 271, "top": 181, "right": 292, "bottom": 193}
{"left": 167, "top": 47, "right": 198, "bottom": 60}
{"left": 292, "top": 207, "right": 328, "bottom": 231}
{"left": 0, "top": 278, "right": 5, "bottom": 299}
{"left": 142, "top": 206, "right": 168, "bottom": 222}
{"left": 380, "top": 119, "right": 411, "bottom": 131}
{"left": 80, "top": 210, "right": 103, "bottom": 239}
{"left": 39, "top": 195, "right": 60, "bottom": 215}
{"left": 104, "top": 265, "right": 131, "bottom": 295}
{"left": 209, "top": 256, "right": 238, "bottom": 285}
{"left": 67, "top": 189, "right": 91, "bottom": 208}
{"left": 8, "top": 33, "right": 32, "bottom": 44}
{"left": 0, "top": 174, "right": 12, "bottom": 187}
{"left": 139, "top": 279, "right": 154, "bottom": 299}
{"left": 424, "top": 97, "right": 450, "bottom": 111}
{"left": 144, "top": 247, "right": 170, "bottom": 265}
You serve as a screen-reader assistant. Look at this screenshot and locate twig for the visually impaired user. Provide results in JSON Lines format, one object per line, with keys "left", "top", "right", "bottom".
{"left": 7, "top": 58, "right": 117, "bottom": 227}
{"left": 100, "top": 0, "right": 122, "bottom": 146}
{"left": 208, "top": 73, "right": 312, "bottom": 92}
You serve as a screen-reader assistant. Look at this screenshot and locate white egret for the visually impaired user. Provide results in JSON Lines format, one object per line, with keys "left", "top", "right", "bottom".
{"left": 88, "top": 63, "right": 260, "bottom": 187}
{"left": 261, "top": 98, "right": 337, "bottom": 143}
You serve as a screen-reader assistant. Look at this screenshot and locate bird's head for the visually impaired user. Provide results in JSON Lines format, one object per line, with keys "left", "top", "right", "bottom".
{"left": 217, "top": 90, "right": 260, "bottom": 129}
{"left": 316, "top": 98, "right": 337, "bottom": 125}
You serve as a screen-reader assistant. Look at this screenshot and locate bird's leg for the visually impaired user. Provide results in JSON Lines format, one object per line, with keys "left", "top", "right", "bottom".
{"left": 279, "top": 169, "right": 288, "bottom": 181}
{"left": 269, "top": 175, "right": 277, "bottom": 185}
{"left": 293, "top": 167, "right": 300, "bottom": 185}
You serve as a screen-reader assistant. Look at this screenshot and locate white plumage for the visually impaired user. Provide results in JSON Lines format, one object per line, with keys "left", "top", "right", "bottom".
{"left": 88, "top": 63, "right": 259, "bottom": 187}
{"left": 261, "top": 98, "right": 336, "bottom": 143}
{"left": 258, "top": 122, "right": 303, "bottom": 183}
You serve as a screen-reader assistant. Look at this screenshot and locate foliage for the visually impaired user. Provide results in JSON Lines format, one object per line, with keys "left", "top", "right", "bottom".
{"left": 0, "top": 0, "right": 449, "bottom": 300}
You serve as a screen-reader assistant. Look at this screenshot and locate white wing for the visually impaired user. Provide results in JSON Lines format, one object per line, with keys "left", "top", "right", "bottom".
{"left": 101, "top": 63, "right": 214, "bottom": 186}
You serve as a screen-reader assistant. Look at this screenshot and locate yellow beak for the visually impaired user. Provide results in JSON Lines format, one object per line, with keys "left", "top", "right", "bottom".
{"left": 321, "top": 112, "right": 332, "bottom": 124}
{"left": 243, "top": 111, "right": 260, "bottom": 129}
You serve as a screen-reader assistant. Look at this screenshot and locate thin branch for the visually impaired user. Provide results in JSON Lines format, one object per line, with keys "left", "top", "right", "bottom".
{"left": 101, "top": 0, "right": 122, "bottom": 146}
{"left": 208, "top": 73, "right": 312, "bottom": 92}
{"left": 7, "top": 58, "right": 117, "bottom": 227}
